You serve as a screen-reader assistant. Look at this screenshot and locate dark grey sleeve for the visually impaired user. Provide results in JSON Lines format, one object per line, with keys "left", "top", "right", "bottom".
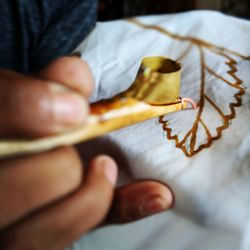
{"left": 0, "top": 0, "right": 98, "bottom": 73}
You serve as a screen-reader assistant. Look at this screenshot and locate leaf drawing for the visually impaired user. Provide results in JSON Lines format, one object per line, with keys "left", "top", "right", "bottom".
{"left": 128, "top": 18, "right": 250, "bottom": 157}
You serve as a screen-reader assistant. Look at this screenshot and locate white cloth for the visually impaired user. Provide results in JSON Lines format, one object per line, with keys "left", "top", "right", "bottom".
{"left": 72, "top": 10, "right": 250, "bottom": 250}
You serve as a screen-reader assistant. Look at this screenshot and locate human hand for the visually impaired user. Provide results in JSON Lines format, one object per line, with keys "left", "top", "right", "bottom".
{"left": 0, "top": 57, "right": 174, "bottom": 250}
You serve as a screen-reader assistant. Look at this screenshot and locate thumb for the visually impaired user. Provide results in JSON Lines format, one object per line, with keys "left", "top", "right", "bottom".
{"left": 0, "top": 155, "right": 118, "bottom": 250}
{"left": 78, "top": 155, "right": 118, "bottom": 228}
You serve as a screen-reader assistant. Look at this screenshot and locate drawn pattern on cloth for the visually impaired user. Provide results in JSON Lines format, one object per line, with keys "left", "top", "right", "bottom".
{"left": 128, "top": 18, "right": 250, "bottom": 157}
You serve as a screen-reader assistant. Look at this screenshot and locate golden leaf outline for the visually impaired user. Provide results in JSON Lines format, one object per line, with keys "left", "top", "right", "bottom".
{"left": 127, "top": 18, "right": 250, "bottom": 157}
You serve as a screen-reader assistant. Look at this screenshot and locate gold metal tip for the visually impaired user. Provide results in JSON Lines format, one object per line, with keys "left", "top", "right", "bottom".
{"left": 124, "top": 56, "right": 181, "bottom": 105}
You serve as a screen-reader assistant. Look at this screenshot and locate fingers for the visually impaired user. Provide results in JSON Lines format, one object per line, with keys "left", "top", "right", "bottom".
{"left": 38, "top": 57, "right": 94, "bottom": 98}
{"left": 0, "top": 57, "right": 93, "bottom": 138}
{"left": 0, "top": 155, "right": 117, "bottom": 250}
{"left": 0, "top": 147, "right": 82, "bottom": 229}
{"left": 107, "top": 180, "right": 174, "bottom": 224}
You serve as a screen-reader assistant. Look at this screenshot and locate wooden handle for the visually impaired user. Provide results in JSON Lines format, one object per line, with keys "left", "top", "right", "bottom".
{"left": 0, "top": 101, "right": 186, "bottom": 159}
{"left": 0, "top": 56, "right": 186, "bottom": 158}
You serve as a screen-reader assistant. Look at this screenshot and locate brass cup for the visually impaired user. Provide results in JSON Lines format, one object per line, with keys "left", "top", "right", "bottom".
{"left": 126, "top": 56, "right": 181, "bottom": 105}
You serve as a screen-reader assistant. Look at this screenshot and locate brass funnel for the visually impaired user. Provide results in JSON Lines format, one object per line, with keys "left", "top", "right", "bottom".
{"left": 125, "top": 56, "right": 181, "bottom": 105}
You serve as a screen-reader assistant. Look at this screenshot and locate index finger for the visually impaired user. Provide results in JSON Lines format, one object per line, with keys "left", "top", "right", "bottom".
{"left": 0, "top": 57, "right": 93, "bottom": 138}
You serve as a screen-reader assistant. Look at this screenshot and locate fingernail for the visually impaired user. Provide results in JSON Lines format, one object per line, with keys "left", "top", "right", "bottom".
{"left": 52, "top": 93, "right": 88, "bottom": 126}
{"left": 140, "top": 195, "right": 172, "bottom": 217}
{"left": 95, "top": 155, "right": 118, "bottom": 186}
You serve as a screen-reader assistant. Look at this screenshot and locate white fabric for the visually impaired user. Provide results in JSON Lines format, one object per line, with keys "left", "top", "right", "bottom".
{"left": 73, "top": 11, "right": 250, "bottom": 250}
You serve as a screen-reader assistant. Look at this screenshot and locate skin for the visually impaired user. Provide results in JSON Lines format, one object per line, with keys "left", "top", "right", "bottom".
{"left": 0, "top": 57, "right": 174, "bottom": 250}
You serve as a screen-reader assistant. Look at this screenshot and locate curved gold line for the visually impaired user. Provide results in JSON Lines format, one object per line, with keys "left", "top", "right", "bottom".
{"left": 176, "top": 43, "right": 193, "bottom": 61}
{"left": 204, "top": 95, "right": 226, "bottom": 119}
{"left": 209, "top": 46, "right": 250, "bottom": 61}
{"left": 127, "top": 18, "right": 250, "bottom": 60}
{"left": 189, "top": 47, "right": 206, "bottom": 152}
{"left": 205, "top": 66, "right": 243, "bottom": 90}
{"left": 200, "top": 118, "right": 212, "bottom": 140}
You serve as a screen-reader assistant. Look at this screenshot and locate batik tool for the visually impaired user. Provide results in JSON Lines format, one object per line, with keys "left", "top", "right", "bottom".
{"left": 0, "top": 56, "right": 196, "bottom": 158}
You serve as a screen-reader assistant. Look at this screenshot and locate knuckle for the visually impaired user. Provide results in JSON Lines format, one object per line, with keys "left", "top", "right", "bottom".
{"left": 52, "top": 147, "right": 83, "bottom": 193}
{"left": 84, "top": 192, "right": 107, "bottom": 222}
{"left": 44, "top": 57, "right": 77, "bottom": 78}
{"left": 0, "top": 78, "right": 54, "bottom": 137}
{"left": 55, "top": 57, "right": 94, "bottom": 96}
{"left": 84, "top": 184, "right": 112, "bottom": 219}
{"left": 21, "top": 147, "right": 82, "bottom": 211}
{"left": 79, "top": 60, "right": 94, "bottom": 96}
